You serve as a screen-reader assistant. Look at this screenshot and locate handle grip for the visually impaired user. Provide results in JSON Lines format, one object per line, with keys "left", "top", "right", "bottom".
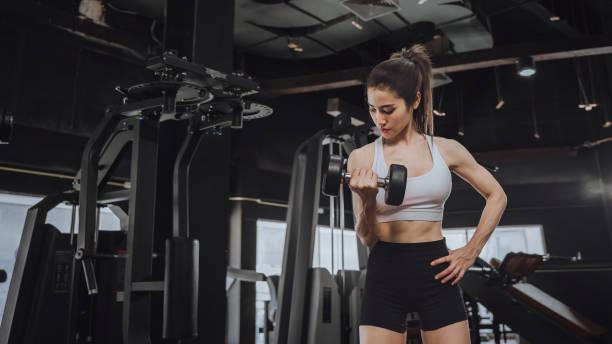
{"left": 341, "top": 172, "right": 387, "bottom": 188}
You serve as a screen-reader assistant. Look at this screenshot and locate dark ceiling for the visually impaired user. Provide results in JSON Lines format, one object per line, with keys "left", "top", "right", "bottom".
{"left": 1, "top": 0, "right": 612, "bottom": 191}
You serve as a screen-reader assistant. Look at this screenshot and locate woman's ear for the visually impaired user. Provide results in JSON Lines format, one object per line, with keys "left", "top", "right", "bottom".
{"left": 413, "top": 91, "right": 422, "bottom": 110}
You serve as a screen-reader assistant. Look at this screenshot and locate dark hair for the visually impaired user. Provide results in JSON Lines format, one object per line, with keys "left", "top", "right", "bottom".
{"left": 366, "top": 44, "right": 433, "bottom": 135}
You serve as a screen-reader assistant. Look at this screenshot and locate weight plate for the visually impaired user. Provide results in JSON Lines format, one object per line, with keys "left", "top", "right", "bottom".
{"left": 385, "top": 164, "right": 407, "bottom": 205}
{"left": 127, "top": 81, "right": 213, "bottom": 105}
{"left": 242, "top": 102, "right": 273, "bottom": 121}
{"left": 322, "top": 154, "right": 343, "bottom": 197}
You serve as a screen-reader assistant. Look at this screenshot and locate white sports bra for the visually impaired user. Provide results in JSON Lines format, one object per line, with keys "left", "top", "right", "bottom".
{"left": 372, "top": 135, "right": 452, "bottom": 222}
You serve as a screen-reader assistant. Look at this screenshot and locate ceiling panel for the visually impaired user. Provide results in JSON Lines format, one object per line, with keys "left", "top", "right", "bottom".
{"left": 246, "top": 35, "right": 333, "bottom": 59}
{"left": 235, "top": 0, "right": 320, "bottom": 27}
{"left": 308, "top": 20, "right": 380, "bottom": 52}
{"left": 374, "top": 13, "right": 409, "bottom": 31}
{"left": 290, "top": 0, "right": 350, "bottom": 22}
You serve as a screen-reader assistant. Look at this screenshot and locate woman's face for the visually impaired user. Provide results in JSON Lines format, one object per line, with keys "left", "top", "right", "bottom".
{"left": 367, "top": 87, "right": 420, "bottom": 139}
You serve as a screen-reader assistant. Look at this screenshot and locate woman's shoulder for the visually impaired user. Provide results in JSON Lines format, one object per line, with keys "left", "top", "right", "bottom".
{"left": 347, "top": 142, "right": 375, "bottom": 170}
{"left": 430, "top": 135, "right": 455, "bottom": 148}
{"left": 431, "top": 135, "right": 471, "bottom": 169}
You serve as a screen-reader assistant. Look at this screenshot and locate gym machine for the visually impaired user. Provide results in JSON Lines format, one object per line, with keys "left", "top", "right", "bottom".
{"left": 0, "top": 52, "right": 272, "bottom": 344}
{"left": 272, "top": 114, "right": 350, "bottom": 344}
{"left": 463, "top": 252, "right": 612, "bottom": 344}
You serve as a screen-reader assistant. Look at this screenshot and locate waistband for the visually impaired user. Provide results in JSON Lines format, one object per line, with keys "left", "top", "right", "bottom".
{"left": 374, "top": 238, "right": 447, "bottom": 252}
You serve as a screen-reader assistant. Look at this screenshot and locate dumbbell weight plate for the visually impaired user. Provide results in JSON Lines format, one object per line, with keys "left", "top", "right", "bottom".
{"left": 322, "top": 154, "right": 343, "bottom": 197}
{"left": 384, "top": 164, "right": 407, "bottom": 206}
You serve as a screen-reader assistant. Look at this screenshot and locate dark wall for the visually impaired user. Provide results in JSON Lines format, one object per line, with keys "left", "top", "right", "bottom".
{"left": 0, "top": 18, "right": 148, "bottom": 193}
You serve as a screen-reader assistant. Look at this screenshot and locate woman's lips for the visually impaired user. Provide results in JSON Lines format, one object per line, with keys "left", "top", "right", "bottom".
{"left": 381, "top": 128, "right": 390, "bottom": 134}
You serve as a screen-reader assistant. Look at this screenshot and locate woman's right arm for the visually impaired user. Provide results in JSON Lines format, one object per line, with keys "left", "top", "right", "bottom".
{"left": 347, "top": 148, "right": 380, "bottom": 248}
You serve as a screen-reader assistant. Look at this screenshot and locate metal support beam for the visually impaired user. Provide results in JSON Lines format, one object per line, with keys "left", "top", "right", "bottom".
{"left": 121, "top": 117, "right": 159, "bottom": 344}
{"left": 260, "top": 35, "right": 612, "bottom": 96}
{"left": 164, "top": 1, "right": 236, "bottom": 343}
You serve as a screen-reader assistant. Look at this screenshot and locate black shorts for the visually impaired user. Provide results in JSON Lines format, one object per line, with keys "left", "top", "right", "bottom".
{"left": 359, "top": 238, "right": 467, "bottom": 332}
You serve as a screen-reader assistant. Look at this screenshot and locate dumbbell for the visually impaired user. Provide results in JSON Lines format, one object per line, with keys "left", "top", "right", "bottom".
{"left": 322, "top": 154, "right": 407, "bottom": 205}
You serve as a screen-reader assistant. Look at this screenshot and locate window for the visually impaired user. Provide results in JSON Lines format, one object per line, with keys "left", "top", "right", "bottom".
{"left": 254, "top": 219, "right": 360, "bottom": 344}
{"left": 0, "top": 193, "right": 120, "bottom": 322}
{"left": 443, "top": 224, "right": 546, "bottom": 263}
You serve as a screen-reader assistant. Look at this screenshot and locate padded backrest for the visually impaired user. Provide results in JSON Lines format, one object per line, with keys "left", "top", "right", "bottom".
{"left": 496, "top": 252, "right": 543, "bottom": 280}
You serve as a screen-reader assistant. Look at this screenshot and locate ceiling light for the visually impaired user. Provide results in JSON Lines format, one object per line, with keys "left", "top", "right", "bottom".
{"left": 534, "top": 132, "right": 541, "bottom": 139}
{"left": 433, "top": 34, "right": 441, "bottom": 40}
{"left": 351, "top": 20, "right": 363, "bottom": 30}
{"left": 418, "top": 0, "right": 427, "bottom": 4}
{"left": 287, "top": 42, "right": 297, "bottom": 49}
{"left": 433, "top": 109, "right": 446, "bottom": 117}
{"left": 457, "top": 130, "right": 464, "bottom": 136}
{"left": 516, "top": 56, "right": 536, "bottom": 77}
{"left": 603, "top": 121, "right": 612, "bottom": 128}
{"left": 294, "top": 47, "right": 303, "bottom": 52}
{"left": 579, "top": 103, "right": 599, "bottom": 111}
{"left": 549, "top": 16, "right": 560, "bottom": 21}
{"left": 494, "top": 66, "right": 505, "bottom": 110}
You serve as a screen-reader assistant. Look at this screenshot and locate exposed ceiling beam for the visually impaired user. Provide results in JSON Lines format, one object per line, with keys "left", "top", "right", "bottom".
{"left": 260, "top": 35, "right": 612, "bottom": 96}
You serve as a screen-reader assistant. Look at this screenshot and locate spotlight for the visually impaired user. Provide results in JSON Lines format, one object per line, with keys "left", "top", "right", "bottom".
{"left": 603, "top": 121, "right": 612, "bottom": 128}
{"left": 287, "top": 41, "right": 304, "bottom": 53}
{"left": 433, "top": 109, "right": 446, "bottom": 117}
{"left": 549, "top": 16, "right": 560, "bottom": 21}
{"left": 457, "top": 130, "right": 464, "bottom": 136}
{"left": 495, "top": 99, "right": 505, "bottom": 110}
{"left": 351, "top": 20, "right": 363, "bottom": 30}
{"left": 578, "top": 103, "right": 599, "bottom": 111}
{"left": 516, "top": 56, "right": 536, "bottom": 77}
{"left": 534, "top": 132, "right": 541, "bottom": 139}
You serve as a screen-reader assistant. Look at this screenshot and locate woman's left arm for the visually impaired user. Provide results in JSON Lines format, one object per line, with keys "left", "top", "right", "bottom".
{"left": 430, "top": 138, "right": 508, "bottom": 285}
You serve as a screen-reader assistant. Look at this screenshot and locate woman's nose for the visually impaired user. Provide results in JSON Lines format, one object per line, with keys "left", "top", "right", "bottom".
{"left": 373, "top": 112, "right": 384, "bottom": 125}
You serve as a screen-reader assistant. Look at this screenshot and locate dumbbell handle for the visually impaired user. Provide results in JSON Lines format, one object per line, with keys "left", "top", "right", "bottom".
{"left": 341, "top": 172, "right": 388, "bottom": 188}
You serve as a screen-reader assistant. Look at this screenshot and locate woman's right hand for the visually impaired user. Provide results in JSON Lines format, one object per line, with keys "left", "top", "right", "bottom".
{"left": 348, "top": 168, "right": 379, "bottom": 202}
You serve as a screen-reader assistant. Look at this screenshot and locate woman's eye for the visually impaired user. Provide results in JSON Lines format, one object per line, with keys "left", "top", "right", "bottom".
{"left": 382, "top": 109, "right": 393, "bottom": 115}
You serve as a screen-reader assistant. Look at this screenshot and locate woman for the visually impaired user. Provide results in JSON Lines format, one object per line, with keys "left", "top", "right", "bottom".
{"left": 348, "top": 44, "right": 507, "bottom": 344}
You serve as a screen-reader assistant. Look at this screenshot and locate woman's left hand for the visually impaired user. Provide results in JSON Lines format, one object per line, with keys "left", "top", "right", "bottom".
{"left": 430, "top": 245, "right": 480, "bottom": 285}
